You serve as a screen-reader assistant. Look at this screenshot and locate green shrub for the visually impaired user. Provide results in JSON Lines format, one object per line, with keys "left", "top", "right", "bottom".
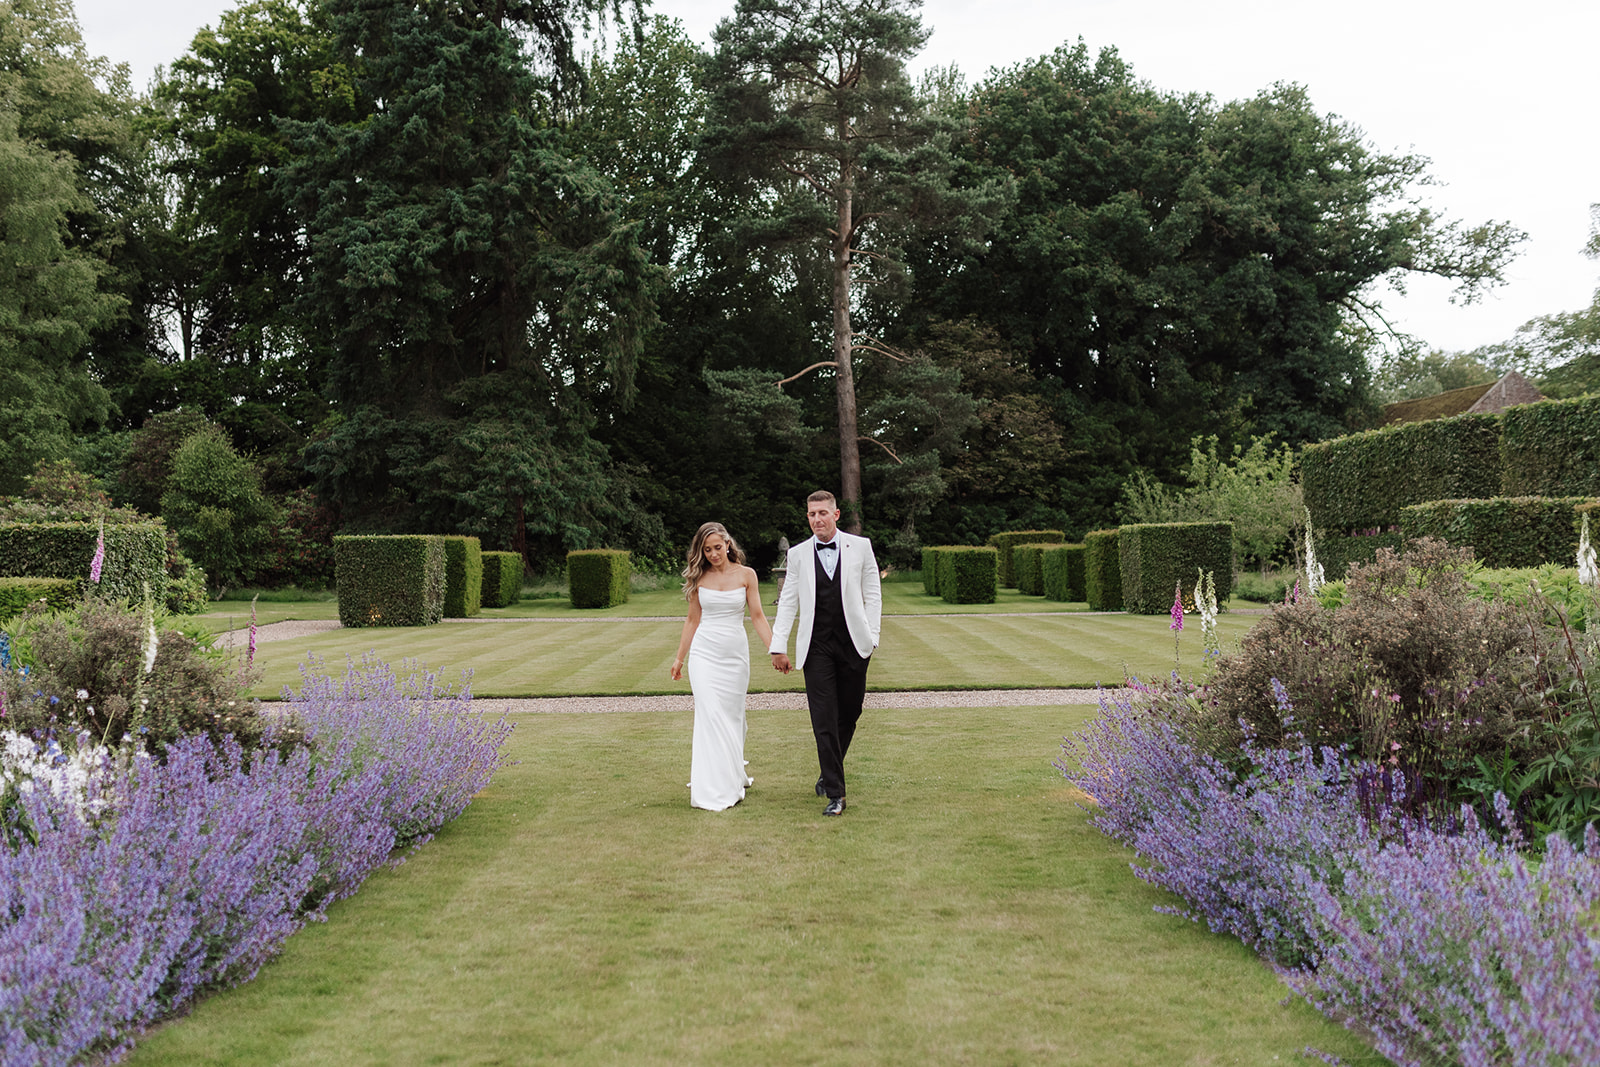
{"left": 1118, "top": 522, "right": 1233, "bottom": 615}
{"left": 1083, "top": 529, "right": 1122, "bottom": 611}
{"left": 0, "top": 577, "right": 77, "bottom": 622}
{"left": 1500, "top": 394, "right": 1600, "bottom": 498}
{"left": 1041, "top": 543, "right": 1085, "bottom": 602}
{"left": 938, "top": 546, "right": 998, "bottom": 604}
{"left": 481, "top": 551, "right": 523, "bottom": 608}
{"left": 986, "top": 530, "right": 1063, "bottom": 588}
{"left": 160, "top": 426, "right": 280, "bottom": 597}
{"left": 1313, "top": 529, "right": 1404, "bottom": 582}
{"left": 1, "top": 597, "right": 265, "bottom": 753}
{"left": 441, "top": 536, "right": 483, "bottom": 618}
{"left": 1469, "top": 564, "right": 1595, "bottom": 632}
{"left": 1301, "top": 414, "right": 1502, "bottom": 531}
{"left": 0, "top": 521, "right": 167, "bottom": 606}
{"left": 1400, "top": 497, "right": 1590, "bottom": 569}
{"left": 569, "top": 549, "right": 631, "bottom": 608}
{"left": 165, "top": 556, "right": 210, "bottom": 615}
{"left": 1202, "top": 540, "right": 1552, "bottom": 810}
{"left": 1231, "top": 571, "right": 1290, "bottom": 604}
{"left": 335, "top": 536, "right": 446, "bottom": 627}
{"left": 921, "top": 546, "right": 942, "bottom": 596}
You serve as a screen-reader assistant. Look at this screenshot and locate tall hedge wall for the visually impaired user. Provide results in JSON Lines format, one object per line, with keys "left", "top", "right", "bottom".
{"left": 480, "top": 551, "right": 523, "bottom": 609}
{"left": 1083, "top": 529, "right": 1122, "bottom": 611}
{"left": 569, "top": 549, "right": 630, "bottom": 608}
{"left": 1118, "top": 522, "right": 1233, "bottom": 615}
{"left": 0, "top": 522, "right": 167, "bottom": 606}
{"left": 1301, "top": 414, "right": 1502, "bottom": 531}
{"left": 1041, "top": 544, "right": 1085, "bottom": 602}
{"left": 1500, "top": 394, "right": 1600, "bottom": 498}
{"left": 1313, "top": 530, "right": 1403, "bottom": 582}
{"left": 0, "top": 577, "right": 78, "bottom": 622}
{"left": 938, "top": 546, "right": 998, "bottom": 604}
{"left": 1400, "top": 497, "right": 1590, "bottom": 569}
{"left": 986, "top": 530, "right": 1063, "bottom": 588}
{"left": 441, "top": 536, "right": 483, "bottom": 618}
{"left": 335, "top": 535, "right": 446, "bottom": 627}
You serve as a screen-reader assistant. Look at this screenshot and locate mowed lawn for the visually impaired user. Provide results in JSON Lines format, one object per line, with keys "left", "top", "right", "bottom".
{"left": 246, "top": 611, "right": 1259, "bottom": 698}
{"left": 126, "top": 704, "right": 1382, "bottom": 1066}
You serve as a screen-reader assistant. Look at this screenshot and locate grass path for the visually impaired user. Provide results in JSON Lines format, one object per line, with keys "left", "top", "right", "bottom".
{"left": 127, "top": 705, "right": 1381, "bottom": 1066}
{"left": 244, "top": 613, "right": 1259, "bottom": 698}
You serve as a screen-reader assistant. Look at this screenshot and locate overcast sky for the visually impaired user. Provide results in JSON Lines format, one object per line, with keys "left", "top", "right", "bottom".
{"left": 75, "top": 0, "right": 1600, "bottom": 357}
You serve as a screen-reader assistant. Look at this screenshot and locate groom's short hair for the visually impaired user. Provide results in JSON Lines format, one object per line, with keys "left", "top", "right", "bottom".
{"left": 807, "top": 490, "right": 837, "bottom": 508}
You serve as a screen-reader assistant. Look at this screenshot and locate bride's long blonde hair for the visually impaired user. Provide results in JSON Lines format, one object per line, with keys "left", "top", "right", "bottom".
{"left": 682, "top": 521, "right": 745, "bottom": 599}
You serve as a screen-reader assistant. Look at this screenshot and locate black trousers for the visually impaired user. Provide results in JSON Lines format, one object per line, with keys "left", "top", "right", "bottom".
{"left": 804, "top": 637, "right": 871, "bottom": 800}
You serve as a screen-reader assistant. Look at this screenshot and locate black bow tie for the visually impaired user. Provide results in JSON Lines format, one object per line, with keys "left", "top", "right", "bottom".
{"left": 817, "top": 541, "right": 837, "bottom": 552}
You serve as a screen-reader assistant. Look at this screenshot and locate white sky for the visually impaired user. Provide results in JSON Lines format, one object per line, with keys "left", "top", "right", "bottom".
{"left": 76, "top": 0, "right": 1600, "bottom": 356}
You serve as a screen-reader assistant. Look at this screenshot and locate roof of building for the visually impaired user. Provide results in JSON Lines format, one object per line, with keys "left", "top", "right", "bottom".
{"left": 1379, "top": 370, "right": 1545, "bottom": 426}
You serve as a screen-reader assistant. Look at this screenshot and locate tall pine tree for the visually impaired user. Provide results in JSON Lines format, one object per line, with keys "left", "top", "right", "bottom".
{"left": 703, "top": 0, "right": 1000, "bottom": 531}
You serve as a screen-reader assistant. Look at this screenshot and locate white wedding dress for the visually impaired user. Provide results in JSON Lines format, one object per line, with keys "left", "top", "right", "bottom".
{"left": 688, "top": 586, "right": 753, "bottom": 811}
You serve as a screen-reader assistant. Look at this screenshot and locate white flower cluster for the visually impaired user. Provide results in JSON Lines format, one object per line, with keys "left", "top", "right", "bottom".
{"left": 1303, "top": 506, "right": 1326, "bottom": 595}
{"left": 0, "top": 730, "right": 140, "bottom": 819}
{"left": 1578, "top": 512, "right": 1598, "bottom": 587}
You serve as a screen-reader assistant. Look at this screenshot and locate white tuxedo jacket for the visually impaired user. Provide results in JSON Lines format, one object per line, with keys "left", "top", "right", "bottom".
{"left": 769, "top": 531, "right": 883, "bottom": 669}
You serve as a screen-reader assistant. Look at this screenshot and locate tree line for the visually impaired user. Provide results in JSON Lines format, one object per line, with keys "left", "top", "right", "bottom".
{"left": 4, "top": 0, "right": 1552, "bottom": 578}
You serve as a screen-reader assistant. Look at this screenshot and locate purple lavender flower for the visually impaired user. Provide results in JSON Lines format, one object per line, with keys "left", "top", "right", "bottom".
{"left": 0, "top": 655, "right": 513, "bottom": 1063}
{"left": 1059, "top": 679, "right": 1600, "bottom": 1066}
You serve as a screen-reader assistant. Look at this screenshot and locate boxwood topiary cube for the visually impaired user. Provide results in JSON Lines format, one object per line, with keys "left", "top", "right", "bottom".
{"left": 568, "top": 549, "right": 631, "bottom": 608}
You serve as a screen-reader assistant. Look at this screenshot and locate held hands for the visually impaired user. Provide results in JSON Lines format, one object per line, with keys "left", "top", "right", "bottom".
{"left": 770, "top": 652, "right": 792, "bottom": 674}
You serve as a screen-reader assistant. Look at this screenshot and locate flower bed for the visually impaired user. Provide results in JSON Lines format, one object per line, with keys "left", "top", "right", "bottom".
{"left": 0, "top": 656, "right": 513, "bottom": 1065}
{"left": 1060, "top": 680, "right": 1600, "bottom": 1065}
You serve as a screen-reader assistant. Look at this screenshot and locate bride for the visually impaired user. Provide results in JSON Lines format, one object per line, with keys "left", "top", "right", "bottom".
{"left": 670, "top": 522, "right": 775, "bottom": 811}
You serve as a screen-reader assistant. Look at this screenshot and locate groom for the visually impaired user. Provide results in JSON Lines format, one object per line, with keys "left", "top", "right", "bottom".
{"left": 770, "top": 491, "right": 883, "bottom": 816}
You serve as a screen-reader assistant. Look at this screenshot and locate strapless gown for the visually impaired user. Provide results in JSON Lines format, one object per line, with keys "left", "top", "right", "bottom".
{"left": 688, "top": 586, "right": 753, "bottom": 811}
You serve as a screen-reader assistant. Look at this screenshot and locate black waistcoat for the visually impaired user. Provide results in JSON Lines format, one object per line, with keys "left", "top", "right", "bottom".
{"left": 810, "top": 544, "right": 848, "bottom": 655}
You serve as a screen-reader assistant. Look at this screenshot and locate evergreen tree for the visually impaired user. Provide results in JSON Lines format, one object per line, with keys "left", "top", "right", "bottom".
{"left": 278, "top": 0, "right": 662, "bottom": 555}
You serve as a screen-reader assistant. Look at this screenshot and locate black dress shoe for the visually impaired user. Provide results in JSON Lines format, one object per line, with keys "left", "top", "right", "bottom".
{"left": 823, "top": 796, "right": 846, "bottom": 817}
{"left": 815, "top": 776, "right": 827, "bottom": 797}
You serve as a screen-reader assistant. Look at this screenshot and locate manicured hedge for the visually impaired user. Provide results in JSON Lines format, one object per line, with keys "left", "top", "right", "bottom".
{"left": 480, "top": 551, "right": 523, "bottom": 608}
{"left": 569, "top": 549, "right": 631, "bottom": 608}
{"left": 0, "top": 522, "right": 167, "bottom": 606}
{"left": 1042, "top": 544, "right": 1086, "bottom": 602}
{"left": 937, "top": 546, "right": 998, "bottom": 604}
{"left": 921, "top": 546, "right": 948, "bottom": 597}
{"left": 1313, "top": 530, "right": 1403, "bottom": 582}
{"left": 1118, "top": 522, "right": 1233, "bottom": 615}
{"left": 986, "top": 530, "right": 1064, "bottom": 588}
{"left": 1301, "top": 414, "right": 1502, "bottom": 531}
{"left": 334, "top": 535, "right": 446, "bottom": 627}
{"left": 440, "top": 536, "right": 483, "bottom": 618}
{"left": 1500, "top": 394, "right": 1600, "bottom": 498}
{"left": 1400, "top": 497, "right": 1591, "bottom": 569}
{"left": 0, "top": 576, "right": 78, "bottom": 622}
{"left": 1083, "top": 529, "right": 1123, "bottom": 612}
{"left": 1012, "top": 544, "right": 1055, "bottom": 597}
